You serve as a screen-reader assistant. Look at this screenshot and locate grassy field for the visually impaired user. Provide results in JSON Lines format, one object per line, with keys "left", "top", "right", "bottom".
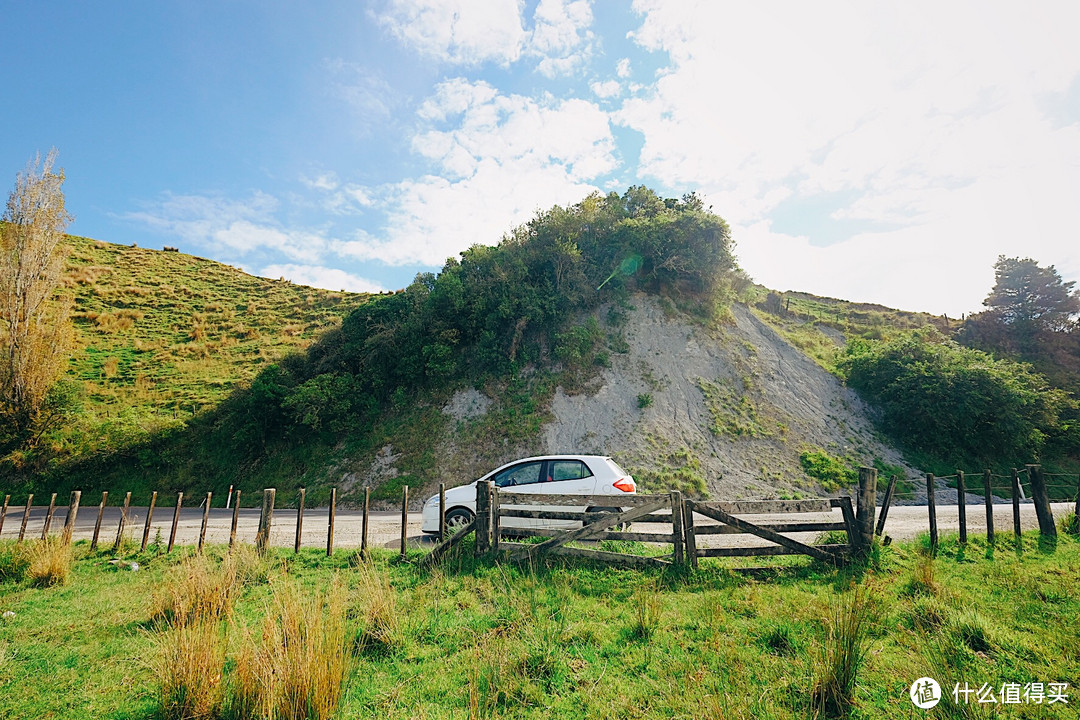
{"left": 1, "top": 530, "right": 1077, "bottom": 719}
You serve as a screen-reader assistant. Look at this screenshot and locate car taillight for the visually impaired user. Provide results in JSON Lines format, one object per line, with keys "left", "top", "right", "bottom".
{"left": 613, "top": 477, "right": 636, "bottom": 493}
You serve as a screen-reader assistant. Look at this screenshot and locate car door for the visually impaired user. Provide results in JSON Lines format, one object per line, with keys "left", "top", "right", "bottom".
{"left": 529, "top": 459, "right": 597, "bottom": 528}
{"left": 491, "top": 460, "right": 544, "bottom": 529}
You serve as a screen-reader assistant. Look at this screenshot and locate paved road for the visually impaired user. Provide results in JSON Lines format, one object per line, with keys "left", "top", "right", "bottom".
{"left": 2, "top": 500, "right": 1074, "bottom": 551}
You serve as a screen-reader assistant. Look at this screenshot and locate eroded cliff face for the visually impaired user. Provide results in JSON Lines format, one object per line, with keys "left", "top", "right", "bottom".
{"left": 344, "top": 294, "right": 926, "bottom": 507}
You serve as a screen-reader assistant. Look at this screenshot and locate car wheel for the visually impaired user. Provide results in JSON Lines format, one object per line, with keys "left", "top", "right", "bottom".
{"left": 443, "top": 507, "right": 475, "bottom": 535}
{"left": 585, "top": 506, "right": 627, "bottom": 531}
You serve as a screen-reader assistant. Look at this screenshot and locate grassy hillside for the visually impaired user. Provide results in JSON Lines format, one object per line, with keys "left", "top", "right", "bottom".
{"left": 1, "top": 236, "right": 367, "bottom": 483}
{"left": 1, "top": 532, "right": 1078, "bottom": 718}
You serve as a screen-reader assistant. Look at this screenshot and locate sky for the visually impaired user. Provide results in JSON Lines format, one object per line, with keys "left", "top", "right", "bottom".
{"left": 3, "top": 0, "right": 1079, "bottom": 317}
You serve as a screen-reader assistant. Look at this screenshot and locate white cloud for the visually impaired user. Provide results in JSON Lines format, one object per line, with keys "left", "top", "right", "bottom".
{"left": 616, "top": 58, "right": 631, "bottom": 78}
{"left": 376, "top": 0, "right": 527, "bottom": 66}
{"left": 376, "top": 0, "right": 595, "bottom": 76}
{"left": 260, "top": 263, "right": 386, "bottom": 293}
{"left": 122, "top": 192, "right": 329, "bottom": 263}
{"left": 619, "top": 0, "right": 1080, "bottom": 314}
{"left": 350, "top": 78, "right": 617, "bottom": 265}
{"left": 590, "top": 79, "right": 621, "bottom": 99}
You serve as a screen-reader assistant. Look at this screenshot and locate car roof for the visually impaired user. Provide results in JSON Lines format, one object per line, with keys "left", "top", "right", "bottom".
{"left": 484, "top": 455, "right": 614, "bottom": 474}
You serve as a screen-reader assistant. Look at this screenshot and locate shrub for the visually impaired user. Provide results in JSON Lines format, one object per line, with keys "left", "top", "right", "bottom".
{"left": 800, "top": 449, "right": 857, "bottom": 492}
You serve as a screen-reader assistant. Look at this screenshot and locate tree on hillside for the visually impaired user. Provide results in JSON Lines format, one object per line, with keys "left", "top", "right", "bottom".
{"left": 983, "top": 256, "right": 1078, "bottom": 333}
{"left": 0, "top": 149, "right": 74, "bottom": 436}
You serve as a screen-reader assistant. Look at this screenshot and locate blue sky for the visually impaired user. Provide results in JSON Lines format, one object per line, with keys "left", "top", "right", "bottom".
{"left": 4, "top": 1, "right": 1079, "bottom": 316}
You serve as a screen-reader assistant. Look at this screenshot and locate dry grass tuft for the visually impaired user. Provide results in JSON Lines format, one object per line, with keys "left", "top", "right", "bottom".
{"left": 227, "top": 578, "right": 351, "bottom": 720}
{"left": 151, "top": 554, "right": 240, "bottom": 626}
{"left": 351, "top": 558, "right": 400, "bottom": 654}
{"left": 26, "top": 537, "right": 73, "bottom": 587}
{"left": 154, "top": 618, "right": 228, "bottom": 720}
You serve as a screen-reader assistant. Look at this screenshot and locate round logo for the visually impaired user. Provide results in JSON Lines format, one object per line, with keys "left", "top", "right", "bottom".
{"left": 910, "top": 677, "right": 942, "bottom": 709}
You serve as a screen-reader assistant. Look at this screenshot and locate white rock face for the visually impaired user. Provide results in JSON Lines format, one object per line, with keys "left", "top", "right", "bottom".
{"left": 442, "top": 388, "right": 492, "bottom": 421}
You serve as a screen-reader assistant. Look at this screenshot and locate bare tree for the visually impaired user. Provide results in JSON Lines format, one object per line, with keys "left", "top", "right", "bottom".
{"left": 0, "top": 149, "right": 74, "bottom": 433}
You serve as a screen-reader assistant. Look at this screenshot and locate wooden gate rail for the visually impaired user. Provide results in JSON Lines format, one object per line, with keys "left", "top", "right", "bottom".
{"left": 684, "top": 497, "right": 856, "bottom": 569}
{"left": 491, "top": 491, "right": 682, "bottom": 567}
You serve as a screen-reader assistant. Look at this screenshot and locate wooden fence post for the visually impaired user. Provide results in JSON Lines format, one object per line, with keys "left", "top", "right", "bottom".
{"left": 956, "top": 470, "right": 967, "bottom": 545}
{"left": 17, "top": 494, "right": 33, "bottom": 543}
{"left": 1026, "top": 464, "right": 1056, "bottom": 540}
{"left": 326, "top": 487, "right": 336, "bottom": 557}
{"left": 1073, "top": 473, "right": 1080, "bottom": 522}
{"left": 475, "top": 480, "right": 491, "bottom": 555}
{"left": 294, "top": 488, "right": 305, "bottom": 553}
{"left": 168, "top": 492, "right": 183, "bottom": 553}
{"left": 112, "top": 492, "right": 131, "bottom": 553}
{"left": 926, "top": 474, "right": 938, "bottom": 553}
{"left": 400, "top": 485, "right": 409, "bottom": 559}
{"left": 141, "top": 491, "right": 157, "bottom": 551}
{"left": 0, "top": 494, "right": 8, "bottom": 538}
{"left": 670, "top": 491, "right": 685, "bottom": 566}
{"left": 684, "top": 499, "right": 698, "bottom": 569}
{"left": 360, "top": 487, "right": 369, "bottom": 557}
{"left": 229, "top": 490, "right": 241, "bottom": 549}
{"left": 61, "top": 491, "right": 81, "bottom": 545}
{"left": 983, "top": 470, "right": 994, "bottom": 546}
{"left": 91, "top": 492, "right": 107, "bottom": 550}
{"left": 41, "top": 493, "right": 57, "bottom": 540}
{"left": 197, "top": 492, "right": 212, "bottom": 553}
{"left": 854, "top": 467, "right": 877, "bottom": 556}
{"left": 1011, "top": 469, "right": 1022, "bottom": 548}
{"left": 256, "top": 488, "right": 276, "bottom": 554}
{"left": 438, "top": 482, "right": 446, "bottom": 541}
{"left": 875, "top": 475, "right": 897, "bottom": 537}
{"left": 491, "top": 487, "right": 501, "bottom": 553}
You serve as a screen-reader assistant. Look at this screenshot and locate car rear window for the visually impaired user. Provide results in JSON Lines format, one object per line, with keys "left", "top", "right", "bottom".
{"left": 550, "top": 460, "right": 593, "bottom": 481}
{"left": 604, "top": 458, "right": 629, "bottom": 476}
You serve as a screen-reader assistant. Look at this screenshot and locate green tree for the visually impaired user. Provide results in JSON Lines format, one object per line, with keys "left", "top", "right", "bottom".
{"left": 0, "top": 149, "right": 74, "bottom": 437}
{"left": 982, "top": 256, "right": 1078, "bottom": 336}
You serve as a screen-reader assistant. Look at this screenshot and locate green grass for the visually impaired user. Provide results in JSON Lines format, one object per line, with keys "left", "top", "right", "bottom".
{"left": 1, "top": 532, "right": 1078, "bottom": 719}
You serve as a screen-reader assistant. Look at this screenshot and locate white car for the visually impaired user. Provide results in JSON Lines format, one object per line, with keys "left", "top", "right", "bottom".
{"left": 421, "top": 455, "right": 637, "bottom": 535}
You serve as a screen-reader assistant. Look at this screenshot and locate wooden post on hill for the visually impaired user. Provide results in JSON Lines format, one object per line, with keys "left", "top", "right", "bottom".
{"left": 229, "top": 490, "right": 241, "bottom": 549}
{"left": 475, "top": 480, "right": 491, "bottom": 555}
{"left": 400, "top": 485, "right": 409, "bottom": 559}
{"left": 40, "top": 493, "right": 57, "bottom": 540}
{"left": 295, "top": 488, "right": 305, "bottom": 554}
{"left": 61, "top": 491, "right": 81, "bottom": 545}
{"left": 197, "top": 492, "right": 212, "bottom": 553}
{"left": 1026, "top": 464, "right": 1056, "bottom": 540}
{"left": 112, "top": 492, "right": 131, "bottom": 553}
{"left": 91, "top": 492, "right": 107, "bottom": 550}
{"left": 983, "top": 470, "right": 994, "bottom": 546}
{"left": 956, "top": 470, "right": 967, "bottom": 545}
{"left": 854, "top": 467, "right": 877, "bottom": 557}
{"left": 326, "top": 487, "right": 336, "bottom": 557}
{"left": 168, "top": 492, "right": 183, "bottom": 553}
{"left": 141, "top": 491, "right": 157, "bottom": 551}
{"left": 256, "top": 488, "right": 275, "bottom": 554}
{"left": 17, "top": 495, "right": 33, "bottom": 543}
{"left": 0, "top": 495, "right": 8, "bottom": 538}
{"left": 360, "top": 487, "right": 369, "bottom": 557}
{"left": 926, "top": 474, "right": 938, "bottom": 554}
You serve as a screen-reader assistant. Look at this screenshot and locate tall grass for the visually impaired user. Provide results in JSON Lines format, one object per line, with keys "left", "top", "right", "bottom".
{"left": 26, "top": 537, "right": 74, "bottom": 587}
{"left": 812, "top": 584, "right": 874, "bottom": 718}
{"left": 350, "top": 558, "right": 399, "bottom": 654}
{"left": 226, "top": 579, "right": 351, "bottom": 720}
{"left": 151, "top": 554, "right": 240, "bottom": 626}
{"left": 154, "top": 618, "right": 228, "bottom": 720}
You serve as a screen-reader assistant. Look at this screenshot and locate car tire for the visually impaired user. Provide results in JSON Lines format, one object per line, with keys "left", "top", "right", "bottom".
{"left": 585, "top": 506, "right": 627, "bottom": 531}
{"left": 443, "top": 507, "right": 475, "bottom": 535}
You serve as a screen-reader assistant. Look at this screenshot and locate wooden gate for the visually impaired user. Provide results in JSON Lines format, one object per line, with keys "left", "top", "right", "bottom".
{"left": 683, "top": 497, "right": 856, "bottom": 569}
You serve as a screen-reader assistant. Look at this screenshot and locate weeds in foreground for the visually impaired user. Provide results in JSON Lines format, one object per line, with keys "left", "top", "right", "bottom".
{"left": 350, "top": 558, "right": 400, "bottom": 654}
{"left": 154, "top": 617, "right": 227, "bottom": 720}
{"left": 151, "top": 554, "right": 239, "bottom": 626}
{"left": 26, "top": 537, "right": 73, "bottom": 587}
{"left": 629, "top": 581, "right": 663, "bottom": 641}
{"left": 812, "top": 584, "right": 874, "bottom": 718}
{"left": 227, "top": 579, "right": 351, "bottom": 720}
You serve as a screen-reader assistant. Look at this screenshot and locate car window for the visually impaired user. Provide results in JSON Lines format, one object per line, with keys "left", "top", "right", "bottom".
{"left": 550, "top": 460, "right": 593, "bottom": 482}
{"left": 493, "top": 461, "right": 543, "bottom": 487}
